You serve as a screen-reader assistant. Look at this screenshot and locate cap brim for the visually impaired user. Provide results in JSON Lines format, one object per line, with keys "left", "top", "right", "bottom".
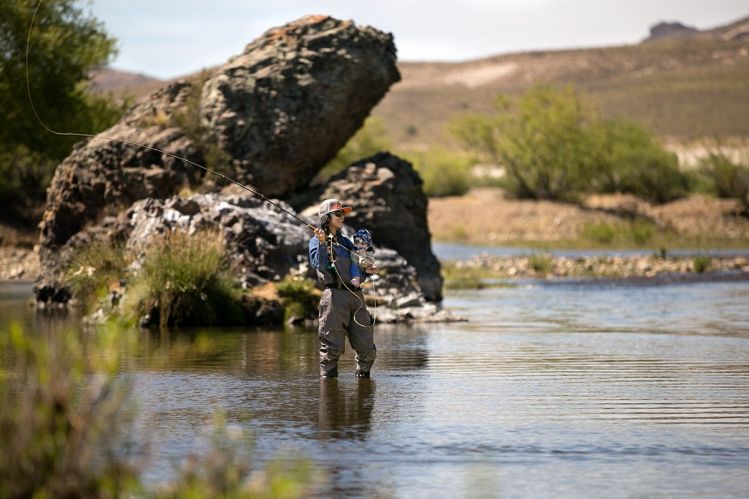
{"left": 342, "top": 207, "right": 353, "bottom": 214}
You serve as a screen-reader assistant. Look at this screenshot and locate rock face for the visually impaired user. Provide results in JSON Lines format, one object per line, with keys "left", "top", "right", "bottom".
{"left": 38, "top": 15, "right": 399, "bottom": 277}
{"left": 645, "top": 21, "right": 700, "bottom": 42}
{"left": 64, "top": 190, "right": 456, "bottom": 324}
{"left": 39, "top": 81, "right": 202, "bottom": 274}
{"left": 122, "top": 191, "right": 310, "bottom": 288}
{"left": 312, "top": 152, "right": 444, "bottom": 301}
{"left": 201, "top": 15, "right": 400, "bottom": 195}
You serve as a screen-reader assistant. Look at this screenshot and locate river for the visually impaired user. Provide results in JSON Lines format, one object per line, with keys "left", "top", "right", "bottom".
{"left": 1, "top": 267, "right": 748, "bottom": 497}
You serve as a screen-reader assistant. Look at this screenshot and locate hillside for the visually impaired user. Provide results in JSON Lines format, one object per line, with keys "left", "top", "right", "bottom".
{"left": 93, "top": 15, "right": 749, "bottom": 150}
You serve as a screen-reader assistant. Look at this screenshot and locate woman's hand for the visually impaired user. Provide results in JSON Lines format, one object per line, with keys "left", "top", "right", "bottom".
{"left": 313, "top": 228, "right": 326, "bottom": 243}
{"left": 364, "top": 265, "right": 379, "bottom": 274}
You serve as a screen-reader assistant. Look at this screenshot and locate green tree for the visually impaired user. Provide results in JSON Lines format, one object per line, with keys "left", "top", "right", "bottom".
{"left": 452, "top": 86, "right": 687, "bottom": 204}
{"left": 452, "top": 86, "right": 600, "bottom": 201}
{"left": 595, "top": 119, "right": 686, "bottom": 203}
{"left": 698, "top": 151, "right": 749, "bottom": 214}
{"left": 0, "top": 0, "right": 125, "bottom": 219}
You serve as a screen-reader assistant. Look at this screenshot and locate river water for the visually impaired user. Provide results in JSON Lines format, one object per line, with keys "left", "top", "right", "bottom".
{"left": 1, "top": 275, "right": 749, "bottom": 497}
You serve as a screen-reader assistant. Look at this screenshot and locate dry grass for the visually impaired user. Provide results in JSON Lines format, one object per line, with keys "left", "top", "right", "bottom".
{"left": 428, "top": 188, "right": 749, "bottom": 247}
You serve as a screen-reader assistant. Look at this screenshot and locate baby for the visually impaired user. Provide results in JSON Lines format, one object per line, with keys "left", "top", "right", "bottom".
{"left": 350, "top": 228, "right": 375, "bottom": 288}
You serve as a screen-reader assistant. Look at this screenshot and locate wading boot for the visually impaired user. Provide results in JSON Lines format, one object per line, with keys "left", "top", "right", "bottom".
{"left": 321, "top": 367, "right": 338, "bottom": 378}
{"left": 355, "top": 370, "right": 370, "bottom": 378}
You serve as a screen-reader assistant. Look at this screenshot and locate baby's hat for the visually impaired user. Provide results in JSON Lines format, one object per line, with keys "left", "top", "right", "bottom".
{"left": 353, "top": 228, "right": 373, "bottom": 246}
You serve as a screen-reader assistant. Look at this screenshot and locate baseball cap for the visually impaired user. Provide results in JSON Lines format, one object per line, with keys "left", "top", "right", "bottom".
{"left": 318, "top": 198, "right": 353, "bottom": 219}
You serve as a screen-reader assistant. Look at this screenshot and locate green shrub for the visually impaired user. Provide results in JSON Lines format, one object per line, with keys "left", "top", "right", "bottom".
{"left": 529, "top": 253, "right": 555, "bottom": 274}
{"left": 135, "top": 229, "right": 242, "bottom": 328}
{"left": 275, "top": 276, "right": 320, "bottom": 323}
{"left": 692, "top": 255, "right": 712, "bottom": 273}
{"left": 698, "top": 151, "right": 749, "bottom": 212}
{"left": 404, "top": 148, "right": 472, "bottom": 197}
{"left": 452, "top": 86, "right": 600, "bottom": 201}
{"left": 441, "top": 263, "right": 486, "bottom": 290}
{"left": 0, "top": 322, "right": 139, "bottom": 498}
{"left": 595, "top": 120, "right": 687, "bottom": 203}
{"left": 629, "top": 219, "right": 655, "bottom": 245}
{"left": 0, "top": 323, "right": 316, "bottom": 498}
{"left": 64, "top": 238, "right": 129, "bottom": 311}
{"left": 582, "top": 221, "right": 617, "bottom": 244}
{"left": 452, "top": 86, "right": 687, "bottom": 203}
{"left": 0, "top": 146, "right": 59, "bottom": 223}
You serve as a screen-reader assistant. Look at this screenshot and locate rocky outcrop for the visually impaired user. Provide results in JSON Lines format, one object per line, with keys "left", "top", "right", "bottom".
{"left": 644, "top": 21, "right": 699, "bottom": 42}
{"left": 69, "top": 190, "right": 456, "bottom": 324}
{"left": 311, "top": 152, "right": 444, "bottom": 302}
{"left": 38, "top": 81, "right": 202, "bottom": 274}
{"left": 38, "top": 15, "right": 399, "bottom": 278}
{"left": 201, "top": 15, "right": 400, "bottom": 195}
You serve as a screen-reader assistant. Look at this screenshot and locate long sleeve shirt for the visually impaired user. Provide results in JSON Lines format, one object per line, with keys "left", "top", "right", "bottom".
{"left": 308, "top": 231, "right": 360, "bottom": 285}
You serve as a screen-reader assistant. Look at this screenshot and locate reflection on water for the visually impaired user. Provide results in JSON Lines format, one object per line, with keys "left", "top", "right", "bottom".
{"left": 2, "top": 279, "right": 749, "bottom": 497}
{"left": 318, "top": 379, "right": 375, "bottom": 439}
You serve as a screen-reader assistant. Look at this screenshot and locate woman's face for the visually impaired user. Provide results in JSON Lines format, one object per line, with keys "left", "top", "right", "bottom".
{"left": 329, "top": 210, "right": 345, "bottom": 231}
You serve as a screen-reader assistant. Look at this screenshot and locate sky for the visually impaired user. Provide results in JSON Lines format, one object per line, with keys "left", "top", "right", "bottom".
{"left": 89, "top": 0, "right": 749, "bottom": 79}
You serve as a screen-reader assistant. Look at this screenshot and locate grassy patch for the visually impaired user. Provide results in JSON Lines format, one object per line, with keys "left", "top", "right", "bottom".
{"left": 132, "top": 229, "right": 242, "bottom": 328}
{"left": 529, "top": 253, "right": 555, "bottom": 274}
{"left": 442, "top": 262, "right": 487, "bottom": 289}
{"left": 582, "top": 221, "right": 617, "bottom": 245}
{"left": 275, "top": 276, "right": 320, "bottom": 323}
{"left": 692, "top": 255, "right": 712, "bottom": 273}
{"left": 64, "top": 238, "right": 129, "bottom": 311}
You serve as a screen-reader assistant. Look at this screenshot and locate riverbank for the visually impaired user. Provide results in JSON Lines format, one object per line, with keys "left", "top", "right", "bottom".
{"left": 428, "top": 188, "right": 749, "bottom": 248}
{"left": 442, "top": 253, "right": 749, "bottom": 289}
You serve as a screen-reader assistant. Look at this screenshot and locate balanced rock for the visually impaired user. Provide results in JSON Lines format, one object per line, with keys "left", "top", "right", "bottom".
{"left": 201, "top": 15, "right": 400, "bottom": 195}
{"left": 38, "top": 15, "right": 400, "bottom": 277}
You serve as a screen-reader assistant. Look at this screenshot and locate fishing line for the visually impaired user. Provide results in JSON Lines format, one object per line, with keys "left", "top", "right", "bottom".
{"left": 26, "top": 0, "right": 381, "bottom": 325}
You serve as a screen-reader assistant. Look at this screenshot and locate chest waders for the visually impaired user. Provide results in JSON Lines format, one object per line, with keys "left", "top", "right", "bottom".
{"left": 318, "top": 235, "right": 376, "bottom": 378}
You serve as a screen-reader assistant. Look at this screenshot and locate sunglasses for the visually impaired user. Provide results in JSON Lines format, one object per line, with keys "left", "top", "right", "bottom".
{"left": 330, "top": 210, "right": 345, "bottom": 218}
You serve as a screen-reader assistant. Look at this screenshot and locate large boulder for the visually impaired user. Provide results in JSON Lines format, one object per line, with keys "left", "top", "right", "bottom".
{"left": 311, "top": 152, "right": 444, "bottom": 301}
{"left": 201, "top": 15, "right": 400, "bottom": 195}
{"left": 38, "top": 15, "right": 399, "bottom": 277}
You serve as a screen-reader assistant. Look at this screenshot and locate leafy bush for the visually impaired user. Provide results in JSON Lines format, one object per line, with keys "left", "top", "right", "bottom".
{"left": 275, "top": 276, "right": 320, "bottom": 323}
{"left": 452, "top": 86, "right": 600, "bottom": 201}
{"left": 582, "top": 219, "right": 656, "bottom": 246}
{"left": 595, "top": 120, "right": 686, "bottom": 203}
{"left": 441, "top": 262, "right": 486, "bottom": 290}
{"left": 0, "top": 146, "right": 58, "bottom": 223}
{"left": 452, "top": 86, "right": 687, "bottom": 203}
{"left": 0, "top": 323, "right": 316, "bottom": 498}
{"left": 692, "top": 255, "right": 712, "bottom": 273}
{"left": 529, "top": 253, "right": 555, "bottom": 274}
{"left": 404, "top": 148, "right": 472, "bottom": 197}
{"left": 698, "top": 151, "right": 749, "bottom": 212}
{"left": 582, "top": 221, "right": 617, "bottom": 244}
{"left": 135, "top": 229, "right": 242, "bottom": 328}
{"left": 0, "top": 322, "right": 139, "bottom": 498}
{"left": 629, "top": 219, "right": 655, "bottom": 245}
